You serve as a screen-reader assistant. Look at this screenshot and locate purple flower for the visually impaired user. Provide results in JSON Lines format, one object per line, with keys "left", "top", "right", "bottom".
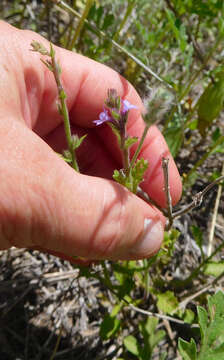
{"left": 93, "top": 109, "right": 113, "bottom": 126}
{"left": 122, "top": 99, "right": 137, "bottom": 114}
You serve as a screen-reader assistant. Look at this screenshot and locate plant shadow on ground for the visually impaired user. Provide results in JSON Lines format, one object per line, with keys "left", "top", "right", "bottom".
{"left": 0, "top": 251, "right": 113, "bottom": 360}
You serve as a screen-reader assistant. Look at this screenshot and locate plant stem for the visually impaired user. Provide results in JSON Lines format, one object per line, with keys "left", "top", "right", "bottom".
{"left": 162, "top": 158, "right": 173, "bottom": 230}
{"left": 120, "top": 127, "right": 130, "bottom": 175}
{"left": 129, "top": 122, "right": 150, "bottom": 171}
{"left": 173, "top": 175, "right": 224, "bottom": 219}
{"left": 50, "top": 45, "right": 79, "bottom": 171}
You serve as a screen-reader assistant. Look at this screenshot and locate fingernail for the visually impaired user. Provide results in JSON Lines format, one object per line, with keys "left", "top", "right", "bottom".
{"left": 131, "top": 219, "right": 164, "bottom": 257}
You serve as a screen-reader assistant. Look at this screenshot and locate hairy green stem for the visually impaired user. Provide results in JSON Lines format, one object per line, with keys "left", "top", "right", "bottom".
{"left": 120, "top": 128, "right": 130, "bottom": 175}
{"left": 50, "top": 45, "right": 79, "bottom": 171}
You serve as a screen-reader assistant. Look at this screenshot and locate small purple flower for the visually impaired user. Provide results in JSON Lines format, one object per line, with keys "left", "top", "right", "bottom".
{"left": 93, "top": 109, "right": 113, "bottom": 126}
{"left": 122, "top": 99, "right": 137, "bottom": 114}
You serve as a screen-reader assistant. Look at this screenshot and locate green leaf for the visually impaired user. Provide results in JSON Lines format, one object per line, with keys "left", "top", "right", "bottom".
{"left": 71, "top": 134, "right": 87, "bottom": 150}
{"left": 111, "top": 109, "right": 120, "bottom": 121}
{"left": 194, "top": 291, "right": 224, "bottom": 359}
{"left": 183, "top": 309, "right": 195, "bottom": 324}
{"left": 157, "top": 291, "right": 179, "bottom": 315}
{"left": 100, "top": 313, "right": 121, "bottom": 340}
{"left": 113, "top": 169, "right": 133, "bottom": 192}
{"left": 178, "top": 338, "right": 197, "bottom": 360}
{"left": 204, "top": 261, "right": 224, "bottom": 277}
{"left": 197, "top": 306, "right": 208, "bottom": 341}
{"left": 165, "top": 9, "right": 187, "bottom": 52}
{"left": 188, "top": 119, "right": 198, "bottom": 130}
{"left": 55, "top": 152, "right": 72, "bottom": 163}
{"left": 124, "top": 136, "right": 138, "bottom": 150}
{"left": 131, "top": 158, "right": 148, "bottom": 193}
{"left": 62, "top": 149, "right": 72, "bottom": 162}
{"left": 138, "top": 316, "right": 165, "bottom": 358}
{"left": 30, "top": 40, "right": 49, "bottom": 55}
{"left": 197, "top": 72, "right": 224, "bottom": 136}
{"left": 124, "top": 335, "right": 140, "bottom": 357}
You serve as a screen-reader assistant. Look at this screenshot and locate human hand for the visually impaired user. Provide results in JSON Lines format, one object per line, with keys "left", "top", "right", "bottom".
{"left": 0, "top": 21, "right": 182, "bottom": 262}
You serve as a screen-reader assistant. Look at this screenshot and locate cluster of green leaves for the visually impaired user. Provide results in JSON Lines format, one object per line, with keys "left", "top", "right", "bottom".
{"left": 113, "top": 158, "right": 148, "bottom": 194}
{"left": 179, "top": 291, "right": 224, "bottom": 360}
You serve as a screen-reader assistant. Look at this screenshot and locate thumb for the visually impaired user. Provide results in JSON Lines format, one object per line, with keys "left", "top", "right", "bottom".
{"left": 0, "top": 119, "right": 164, "bottom": 261}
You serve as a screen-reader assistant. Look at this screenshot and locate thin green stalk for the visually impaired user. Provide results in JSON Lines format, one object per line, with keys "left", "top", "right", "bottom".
{"left": 68, "top": 0, "right": 94, "bottom": 50}
{"left": 120, "top": 128, "right": 130, "bottom": 175}
{"left": 50, "top": 46, "right": 79, "bottom": 171}
{"left": 129, "top": 122, "right": 150, "bottom": 171}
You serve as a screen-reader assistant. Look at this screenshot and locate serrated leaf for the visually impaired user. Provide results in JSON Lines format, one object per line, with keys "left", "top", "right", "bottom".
{"left": 178, "top": 338, "right": 197, "bottom": 360}
{"left": 139, "top": 317, "right": 165, "bottom": 357}
{"left": 208, "top": 291, "right": 224, "bottom": 321}
{"left": 131, "top": 158, "right": 148, "bottom": 193}
{"left": 124, "top": 335, "right": 140, "bottom": 357}
{"left": 157, "top": 291, "right": 179, "bottom": 315}
{"left": 196, "top": 291, "right": 224, "bottom": 359}
{"left": 113, "top": 169, "right": 132, "bottom": 191}
{"left": 100, "top": 314, "right": 121, "bottom": 340}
